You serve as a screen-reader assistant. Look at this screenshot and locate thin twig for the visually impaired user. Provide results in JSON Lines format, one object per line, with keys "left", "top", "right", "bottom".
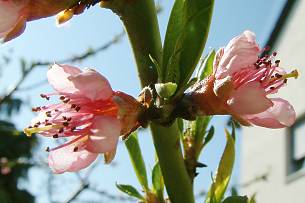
{"left": 0, "top": 30, "right": 125, "bottom": 105}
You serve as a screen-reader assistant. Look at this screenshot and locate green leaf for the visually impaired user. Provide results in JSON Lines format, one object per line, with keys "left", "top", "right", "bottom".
{"left": 193, "top": 116, "right": 211, "bottom": 141}
{"left": 125, "top": 132, "right": 149, "bottom": 191}
{"left": 177, "top": 118, "right": 184, "bottom": 134}
{"left": 197, "top": 50, "right": 215, "bottom": 80}
{"left": 152, "top": 162, "right": 164, "bottom": 201}
{"left": 191, "top": 116, "right": 214, "bottom": 157}
{"left": 222, "top": 196, "right": 248, "bottom": 203}
{"left": 116, "top": 183, "right": 144, "bottom": 200}
{"left": 155, "top": 82, "right": 178, "bottom": 99}
{"left": 205, "top": 128, "right": 236, "bottom": 203}
{"left": 200, "top": 125, "right": 215, "bottom": 152}
{"left": 162, "top": 0, "right": 215, "bottom": 90}
{"left": 248, "top": 194, "right": 256, "bottom": 203}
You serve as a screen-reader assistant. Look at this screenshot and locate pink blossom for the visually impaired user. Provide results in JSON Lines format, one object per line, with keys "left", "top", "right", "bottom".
{"left": 24, "top": 64, "right": 142, "bottom": 173}
{"left": 0, "top": 0, "right": 27, "bottom": 41}
{"left": 0, "top": 0, "right": 82, "bottom": 42}
{"left": 189, "top": 31, "right": 297, "bottom": 128}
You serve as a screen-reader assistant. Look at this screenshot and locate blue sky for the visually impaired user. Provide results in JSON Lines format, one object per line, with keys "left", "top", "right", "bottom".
{"left": 0, "top": 0, "right": 286, "bottom": 202}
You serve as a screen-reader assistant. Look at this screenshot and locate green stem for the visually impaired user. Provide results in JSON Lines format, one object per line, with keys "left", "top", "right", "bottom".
{"left": 151, "top": 122, "right": 195, "bottom": 203}
{"left": 102, "top": 1, "right": 194, "bottom": 202}
{"left": 101, "top": 0, "right": 162, "bottom": 87}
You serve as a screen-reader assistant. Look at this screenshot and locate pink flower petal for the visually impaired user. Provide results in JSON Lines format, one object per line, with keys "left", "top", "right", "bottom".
{"left": 216, "top": 31, "right": 260, "bottom": 78}
{"left": 0, "top": 0, "right": 26, "bottom": 41}
{"left": 0, "top": 1, "right": 21, "bottom": 33}
{"left": 68, "top": 69, "right": 113, "bottom": 101}
{"left": 48, "top": 142, "right": 98, "bottom": 174}
{"left": 245, "top": 98, "right": 296, "bottom": 128}
{"left": 47, "top": 64, "right": 82, "bottom": 93}
{"left": 47, "top": 64, "right": 113, "bottom": 101}
{"left": 227, "top": 81, "right": 273, "bottom": 115}
{"left": 86, "top": 116, "right": 121, "bottom": 153}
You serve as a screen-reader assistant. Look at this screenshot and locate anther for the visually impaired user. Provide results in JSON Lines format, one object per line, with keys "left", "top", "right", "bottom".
{"left": 53, "top": 134, "right": 59, "bottom": 138}
{"left": 71, "top": 104, "right": 76, "bottom": 109}
{"left": 73, "top": 146, "right": 79, "bottom": 152}
{"left": 59, "top": 128, "right": 64, "bottom": 133}
{"left": 59, "top": 96, "right": 65, "bottom": 100}
{"left": 63, "top": 122, "right": 69, "bottom": 127}
{"left": 46, "top": 147, "right": 50, "bottom": 152}
{"left": 63, "top": 98, "right": 70, "bottom": 103}
{"left": 75, "top": 106, "right": 81, "bottom": 112}
{"left": 274, "top": 73, "right": 282, "bottom": 78}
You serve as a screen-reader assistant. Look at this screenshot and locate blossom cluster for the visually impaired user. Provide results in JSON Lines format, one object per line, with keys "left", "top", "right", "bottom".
{"left": 0, "top": 1, "right": 298, "bottom": 173}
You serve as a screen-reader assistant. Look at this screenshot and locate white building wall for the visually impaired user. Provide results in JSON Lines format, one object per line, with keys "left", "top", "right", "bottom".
{"left": 241, "top": 1, "right": 305, "bottom": 202}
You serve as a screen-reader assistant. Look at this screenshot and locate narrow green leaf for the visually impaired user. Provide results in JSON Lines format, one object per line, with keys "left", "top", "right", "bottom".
{"left": 222, "top": 196, "right": 248, "bottom": 203}
{"left": 230, "top": 187, "right": 238, "bottom": 196}
{"left": 205, "top": 128, "right": 235, "bottom": 203}
{"left": 177, "top": 118, "right": 184, "bottom": 134}
{"left": 116, "top": 183, "right": 144, "bottom": 200}
{"left": 152, "top": 162, "right": 164, "bottom": 201}
{"left": 125, "top": 132, "right": 149, "bottom": 191}
{"left": 248, "top": 194, "right": 257, "bottom": 203}
{"left": 200, "top": 125, "right": 215, "bottom": 153}
{"left": 194, "top": 116, "right": 211, "bottom": 140}
{"left": 162, "top": 0, "right": 215, "bottom": 90}
{"left": 191, "top": 116, "right": 212, "bottom": 157}
{"left": 197, "top": 50, "right": 215, "bottom": 80}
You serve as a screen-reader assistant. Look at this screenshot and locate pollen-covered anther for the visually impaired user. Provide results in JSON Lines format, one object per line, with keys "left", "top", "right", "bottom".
{"left": 63, "top": 98, "right": 70, "bottom": 103}
{"left": 58, "top": 128, "right": 64, "bottom": 133}
{"left": 73, "top": 146, "right": 79, "bottom": 152}
{"left": 40, "top": 94, "right": 50, "bottom": 100}
{"left": 45, "top": 111, "right": 52, "bottom": 117}
{"left": 32, "top": 107, "right": 41, "bottom": 112}
{"left": 75, "top": 106, "right": 81, "bottom": 112}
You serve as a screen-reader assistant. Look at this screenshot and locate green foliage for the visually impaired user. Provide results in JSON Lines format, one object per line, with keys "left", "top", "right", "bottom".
{"left": 125, "top": 132, "right": 149, "bottom": 191}
{"left": 205, "top": 127, "right": 236, "bottom": 203}
{"left": 0, "top": 120, "right": 36, "bottom": 203}
{"left": 190, "top": 116, "right": 213, "bottom": 158}
{"left": 0, "top": 98, "right": 23, "bottom": 117}
{"left": 116, "top": 183, "right": 145, "bottom": 200}
{"left": 248, "top": 194, "right": 257, "bottom": 203}
{"left": 152, "top": 162, "right": 164, "bottom": 202}
{"left": 162, "top": 0, "right": 215, "bottom": 92}
{"left": 222, "top": 196, "right": 248, "bottom": 203}
{"left": 197, "top": 50, "right": 216, "bottom": 81}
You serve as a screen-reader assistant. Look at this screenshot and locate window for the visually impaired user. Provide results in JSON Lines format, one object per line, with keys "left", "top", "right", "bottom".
{"left": 287, "top": 113, "right": 305, "bottom": 177}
